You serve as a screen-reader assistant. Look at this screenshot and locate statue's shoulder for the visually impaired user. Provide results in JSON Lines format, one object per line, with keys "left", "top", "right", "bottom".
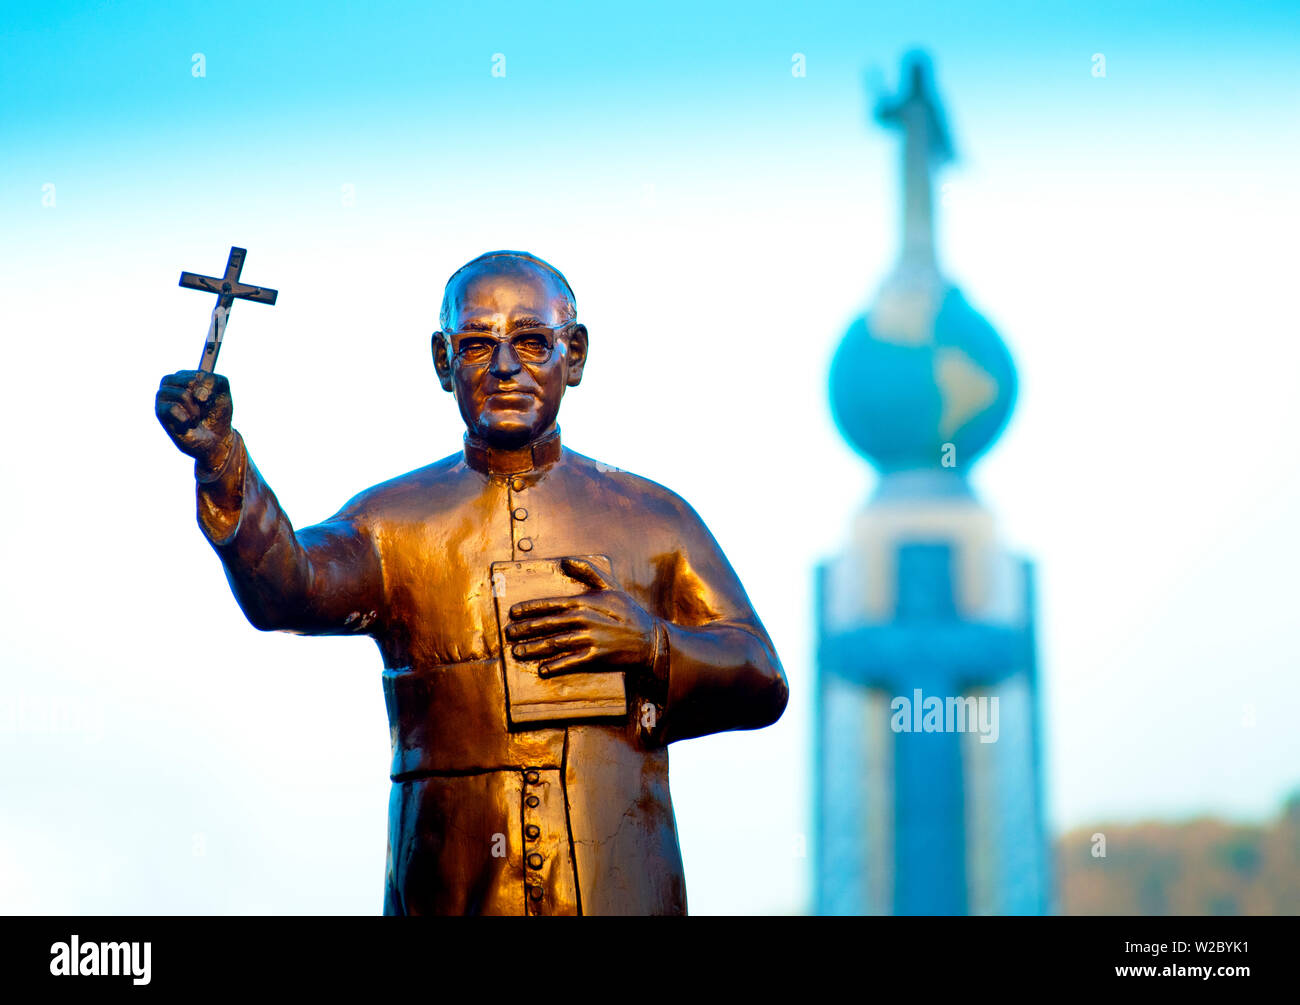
{"left": 334, "top": 450, "right": 471, "bottom": 520}
{"left": 561, "top": 448, "right": 705, "bottom": 529}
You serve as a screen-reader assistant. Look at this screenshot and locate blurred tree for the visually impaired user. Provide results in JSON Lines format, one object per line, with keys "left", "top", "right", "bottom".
{"left": 1058, "top": 791, "right": 1300, "bottom": 915}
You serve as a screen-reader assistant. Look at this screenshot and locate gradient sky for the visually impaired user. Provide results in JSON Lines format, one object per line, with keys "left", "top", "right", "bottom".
{"left": 2, "top": 1, "right": 1298, "bottom": 914}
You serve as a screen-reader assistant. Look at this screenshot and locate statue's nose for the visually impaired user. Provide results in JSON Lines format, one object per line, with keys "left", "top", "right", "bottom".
{"left": 490, "top": 339, "right": 522, "bottom": 377}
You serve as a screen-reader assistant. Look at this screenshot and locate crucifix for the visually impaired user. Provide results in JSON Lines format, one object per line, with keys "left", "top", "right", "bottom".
{"left": 179, "top": 246, "right": 278, "bottom": 372}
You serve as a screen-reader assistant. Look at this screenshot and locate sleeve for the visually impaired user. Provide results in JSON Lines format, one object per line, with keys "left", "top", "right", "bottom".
{"left": 650, "top": 498, "right": 789, "bottom": 744}
{"left": 194, "top": 429, "right": 387, "bottom": 636}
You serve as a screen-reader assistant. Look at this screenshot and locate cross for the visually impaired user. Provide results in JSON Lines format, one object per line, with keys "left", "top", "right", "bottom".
{"left": 179, "top": 246, "right": 278, "bottom": 372}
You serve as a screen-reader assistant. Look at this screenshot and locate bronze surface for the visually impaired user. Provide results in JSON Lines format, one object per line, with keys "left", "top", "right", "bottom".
{"left": 156, "top": 249, "right": 788, "bottom": 915}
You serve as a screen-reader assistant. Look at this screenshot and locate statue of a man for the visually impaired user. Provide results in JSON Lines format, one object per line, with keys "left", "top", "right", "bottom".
{"left": 155, "top": 250, "right": 788, "bottom": 915}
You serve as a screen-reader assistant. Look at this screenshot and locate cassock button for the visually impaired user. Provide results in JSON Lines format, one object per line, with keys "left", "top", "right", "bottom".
{"left": 527, "top": 853, "right": 544, "bottom": 870}
{"left": 528, "top": 884, "right": 544, "bottom": 901}
{"left": 513, "top": 507, "right": 528, "bottom": 521}
{"left": 511, "top": 477, "right": 526, "bottom": 492}
{"left": 526, "top": 795, "right": 540, "bottom": 808}
{"left": 518, "top": 538, "right": 533, "bottom": 552}
{"left": 524, "top": 769, "right": 540, "bottom": 785}
{"left": 525, "top": 824, "right": 540, "bottom": 840}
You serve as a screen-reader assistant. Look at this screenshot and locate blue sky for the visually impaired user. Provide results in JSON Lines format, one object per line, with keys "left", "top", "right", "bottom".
{"left": 2, "top": 1, "right": 1298, "bottom": 914}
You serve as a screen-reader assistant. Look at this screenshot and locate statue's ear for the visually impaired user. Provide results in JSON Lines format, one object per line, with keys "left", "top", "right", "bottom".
{"left": 432, "top": 332, "right": 454, "bottom": 392}
{"left": 565, "top": 324, "right": 588, "bottom": 387}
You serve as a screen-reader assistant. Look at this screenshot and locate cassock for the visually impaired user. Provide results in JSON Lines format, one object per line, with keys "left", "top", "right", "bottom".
{"left": 193, "top": 424, "right": 788, "bottom": 915}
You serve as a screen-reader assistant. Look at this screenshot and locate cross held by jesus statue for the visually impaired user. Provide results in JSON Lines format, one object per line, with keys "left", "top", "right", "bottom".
{"left": 179, "top": 246, "right": 278, "bottom": 372}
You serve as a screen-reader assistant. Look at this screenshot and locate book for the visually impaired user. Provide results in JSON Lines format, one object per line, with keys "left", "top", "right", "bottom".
{"left": 491, "top": 555, "right": 629, "bottom": 727}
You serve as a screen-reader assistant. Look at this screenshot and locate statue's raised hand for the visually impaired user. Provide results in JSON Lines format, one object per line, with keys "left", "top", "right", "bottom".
{"left": 156, "top": 370, "right": 234, "bottom": 474}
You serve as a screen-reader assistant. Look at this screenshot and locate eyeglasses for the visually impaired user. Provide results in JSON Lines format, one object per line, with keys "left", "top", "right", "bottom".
{"left": 446, "top": 321, "right": 575, "bottom": 367}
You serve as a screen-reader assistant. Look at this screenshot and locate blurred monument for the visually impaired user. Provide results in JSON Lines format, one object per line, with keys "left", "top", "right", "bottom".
{"left": 815, "top": 52, "right": 1049, "bottom": 915}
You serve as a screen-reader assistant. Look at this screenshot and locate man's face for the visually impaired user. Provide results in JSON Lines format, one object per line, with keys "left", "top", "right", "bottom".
{"left": 434, "top": 263, "right": 587, "bottom": 449}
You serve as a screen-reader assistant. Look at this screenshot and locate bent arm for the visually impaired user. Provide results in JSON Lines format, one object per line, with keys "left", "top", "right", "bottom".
{"left": 654, "top": 510, "right": 788, "bottom": 744}
{"left": 195, "top": 429, "right": 386, "bottom": 635}
{"left": 661, "top": 618, "right": 787, "bottom": 743}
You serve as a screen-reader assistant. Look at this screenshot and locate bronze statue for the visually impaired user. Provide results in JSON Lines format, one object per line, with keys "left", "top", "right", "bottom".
{"left": 155, "top": 250, "right": 788, "bottom": 915}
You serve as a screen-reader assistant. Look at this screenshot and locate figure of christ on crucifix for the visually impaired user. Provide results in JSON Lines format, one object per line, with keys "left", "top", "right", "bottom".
{"left": 155, "top": 250, "right": 788, "bottom": 915}
{"left": 177, "top": 246, "right": 278, "bottom": 372}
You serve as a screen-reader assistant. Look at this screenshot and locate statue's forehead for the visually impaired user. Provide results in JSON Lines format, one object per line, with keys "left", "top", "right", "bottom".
{"left": 446, "top": 266, "right": 572, "bottom": 327}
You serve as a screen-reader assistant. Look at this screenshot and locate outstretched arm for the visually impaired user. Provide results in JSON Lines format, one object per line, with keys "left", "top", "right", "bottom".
{"left": 157, "top": 370, "right": 385, "bottom": 636}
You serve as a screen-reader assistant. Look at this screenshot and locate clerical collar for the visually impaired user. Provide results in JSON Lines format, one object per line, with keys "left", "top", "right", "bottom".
{"left": 463, "top": 427, "right": 562, "bottom": 475}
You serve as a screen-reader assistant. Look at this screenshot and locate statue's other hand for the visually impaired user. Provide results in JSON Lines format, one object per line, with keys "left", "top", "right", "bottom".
{"left": 155, "top": 370, "right": 234, "bottom": 473}
{"left": 505, "top": 558, "right": 658, "bottom": 677}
